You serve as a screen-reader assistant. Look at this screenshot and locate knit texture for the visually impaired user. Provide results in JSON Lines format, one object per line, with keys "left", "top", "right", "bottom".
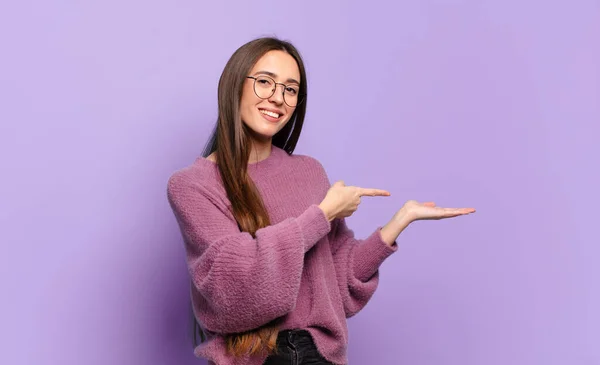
{"left": 167, "top": 145, "right": 398, "bottom": 365}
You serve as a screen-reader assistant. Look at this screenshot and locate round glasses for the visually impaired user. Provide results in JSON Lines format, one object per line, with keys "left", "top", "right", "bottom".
{"left": 246, "top": 75, "right": 304, "bottom": 107}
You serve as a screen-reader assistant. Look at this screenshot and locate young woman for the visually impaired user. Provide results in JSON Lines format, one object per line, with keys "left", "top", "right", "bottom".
{"left": 167, "top": 37, "right": 475, "bottom": 365}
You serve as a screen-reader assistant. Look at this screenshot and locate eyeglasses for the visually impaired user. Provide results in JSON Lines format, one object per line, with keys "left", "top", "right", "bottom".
{"left": 246, "top": 75, "right": 304, "bottom": 107}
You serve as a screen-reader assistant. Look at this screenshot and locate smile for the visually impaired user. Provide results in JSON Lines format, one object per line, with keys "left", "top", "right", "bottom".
{"left": 259, "top": 109, "right": 281, "bottom": 119}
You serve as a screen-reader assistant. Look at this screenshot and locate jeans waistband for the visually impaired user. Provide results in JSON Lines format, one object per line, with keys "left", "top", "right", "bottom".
{"left": 278, "top": 329, "right": 314, "bottom": 347}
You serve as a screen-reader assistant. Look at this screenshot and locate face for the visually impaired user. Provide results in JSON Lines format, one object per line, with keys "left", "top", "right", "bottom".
{"left": 240, "top": 50, "right": 301, "bottom": 142}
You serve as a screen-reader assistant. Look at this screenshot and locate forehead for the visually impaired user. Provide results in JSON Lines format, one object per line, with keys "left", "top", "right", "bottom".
{"left": 250, "top": 50, "right": 300, "bottom": 83}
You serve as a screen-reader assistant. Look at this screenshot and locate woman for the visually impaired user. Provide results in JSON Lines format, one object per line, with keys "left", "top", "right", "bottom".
{"left": 167, "top": 37, "right": 475, "bottom": 365}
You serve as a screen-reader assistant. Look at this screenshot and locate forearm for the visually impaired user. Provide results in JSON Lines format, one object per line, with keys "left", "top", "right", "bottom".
{"left": 380, "top": 207, "right": 413, "bottom": 246}
{"left": 331, "top": 218, "right": 399, "bottom": 317}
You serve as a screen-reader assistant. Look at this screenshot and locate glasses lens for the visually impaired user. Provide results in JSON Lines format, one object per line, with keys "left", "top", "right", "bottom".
{"left": 283, "top": 86, "right": 300, "bottom": 107}
{"left": 254, "top": 76, "right": 275, "bottom": 99}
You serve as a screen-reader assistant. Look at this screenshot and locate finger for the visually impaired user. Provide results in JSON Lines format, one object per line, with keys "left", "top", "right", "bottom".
{"left": 441, "top": 207, "right": 476, "bottom": 216}
{"left": 333, "top": 180, "right": 345, "bottom": 187}
{"left": 357, "top": 188, "right": 391, "bottom": 197}
{"left": 423, "top": 202, "right": 436, "bottom": 207}
{"left": 444, "top": 207, "right": 476, "bottom": 213}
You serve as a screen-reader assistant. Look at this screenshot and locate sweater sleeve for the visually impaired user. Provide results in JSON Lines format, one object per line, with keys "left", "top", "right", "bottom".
{"left": 329, "top": 218, "right": 398, "bottom": 318}
{"left": 167, "top": 172, "right": 331, "bottom": 334}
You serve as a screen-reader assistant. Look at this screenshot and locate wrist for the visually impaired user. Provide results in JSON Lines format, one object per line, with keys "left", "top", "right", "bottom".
{"left": 394, "top": 206, "right": 414, "bottom": 225}
{"left": 381, "top": 213, "right": 411, "bottom": 246}
{"left": 318, "top": 203, "right": 335, "bottom": 222}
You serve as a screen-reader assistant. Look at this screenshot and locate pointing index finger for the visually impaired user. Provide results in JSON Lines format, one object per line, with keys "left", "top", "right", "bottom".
{"left": 358, "top": 188, "right": 391, "bottom": 197}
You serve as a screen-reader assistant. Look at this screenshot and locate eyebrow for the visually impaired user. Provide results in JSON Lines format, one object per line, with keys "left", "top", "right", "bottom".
{"left": 254, "top": 70, "right": 300, "bottom": 85}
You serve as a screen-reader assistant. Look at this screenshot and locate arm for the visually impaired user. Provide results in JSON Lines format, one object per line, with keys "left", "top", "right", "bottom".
{"left": 329, "top": 217, "right": 399, "bottom": 318}
{"left": 330, "top": 208, "right": 424, "bottom": 317}
{"left": 331, "top": 202, "right": 474, "bottom": 317}
{"left": 167, "top": 173, "right": 331, "bottom": 334}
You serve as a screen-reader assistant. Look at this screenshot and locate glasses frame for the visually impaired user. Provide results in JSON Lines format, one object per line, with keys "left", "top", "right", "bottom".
{"left": 246, "top": 75, "right": 304, "bottom": 107}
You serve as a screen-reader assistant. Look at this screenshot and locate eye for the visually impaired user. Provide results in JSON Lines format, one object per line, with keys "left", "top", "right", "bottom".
{"left": 285, "top": 86, "right": 298, "bottom": 95}
{"left": 256, "top": 77, "right": 273, "bottom": 87}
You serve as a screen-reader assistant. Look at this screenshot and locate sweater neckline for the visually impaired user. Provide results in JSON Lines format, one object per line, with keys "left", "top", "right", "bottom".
{"left": 195, "top": 144, "right": 287, "bottom": 175}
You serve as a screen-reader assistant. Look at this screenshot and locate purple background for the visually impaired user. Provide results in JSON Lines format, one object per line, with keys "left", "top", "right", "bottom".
{"left": 1, "top": 1, "right": 598, "bottom": 364}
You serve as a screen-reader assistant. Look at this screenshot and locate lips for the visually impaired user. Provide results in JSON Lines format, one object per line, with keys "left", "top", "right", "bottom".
{"left": 258, "top": 107, "right": 285, "bottom": 123}
{"left": 260, "top": 110, "right": 279, "bottom": 119}
{"left": 258, "top": 108, "right": 283, "bottom": 119}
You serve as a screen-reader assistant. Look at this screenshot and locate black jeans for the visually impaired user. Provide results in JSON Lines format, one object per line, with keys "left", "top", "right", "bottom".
{"left": 263, "top": 329, "right": 335, "bottom": 365}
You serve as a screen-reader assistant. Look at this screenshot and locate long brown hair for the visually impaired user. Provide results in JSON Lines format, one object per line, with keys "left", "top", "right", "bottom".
{"left": 195, "top": 37, "right": 308, "bottom": 357}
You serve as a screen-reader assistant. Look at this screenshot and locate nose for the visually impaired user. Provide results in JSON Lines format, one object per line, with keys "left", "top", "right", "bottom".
{"left": 268, "top": 84, "right": 285, "bottom": 105}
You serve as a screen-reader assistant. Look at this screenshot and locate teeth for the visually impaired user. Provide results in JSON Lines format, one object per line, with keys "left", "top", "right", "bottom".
{"left": 260, "top": 109, "right": 280, "bottom": 118}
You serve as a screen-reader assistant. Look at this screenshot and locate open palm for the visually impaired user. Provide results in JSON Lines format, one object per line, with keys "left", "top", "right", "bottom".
{"left": 402, "top": 200, "right": 476, "bottom": 221}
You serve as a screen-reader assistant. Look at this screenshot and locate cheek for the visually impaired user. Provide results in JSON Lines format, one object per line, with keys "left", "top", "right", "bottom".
{"left": 240, "top": 91, "right": 258, "bottom": 121}
{"left": 240, "top": 84, "right": 259, "bottom": 106}
{"left": 283, "top": 107, "right": 296, "bottom": 123}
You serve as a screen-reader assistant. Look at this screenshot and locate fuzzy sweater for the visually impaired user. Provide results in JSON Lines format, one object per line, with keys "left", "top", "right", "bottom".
{"left": 167, "top": 146, "right": 398, "bottom": 365}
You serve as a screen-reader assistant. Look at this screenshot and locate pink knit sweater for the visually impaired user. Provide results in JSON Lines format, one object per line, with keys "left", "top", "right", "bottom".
{"left": 167, "top": 146, "right": 398, "bottom": 365}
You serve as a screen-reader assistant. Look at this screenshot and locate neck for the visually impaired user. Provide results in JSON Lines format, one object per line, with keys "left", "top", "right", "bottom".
{"left": 248, "top": 138, "right": 273, "bottom": 164}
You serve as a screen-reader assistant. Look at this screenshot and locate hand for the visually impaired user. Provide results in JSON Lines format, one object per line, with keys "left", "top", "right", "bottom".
{"left": 398, "top": 200, "right": 476, "bottom": 223}
{"left": 319, "top": 181, "right": 390, "bottom": 221}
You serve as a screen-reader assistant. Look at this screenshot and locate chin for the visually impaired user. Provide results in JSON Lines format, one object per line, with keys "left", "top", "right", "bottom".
{"left": 247, "top": 125, "right": 279, "bottom": 141}
{"left": 253, "top": 121, "right": 288, "bottom": 137}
